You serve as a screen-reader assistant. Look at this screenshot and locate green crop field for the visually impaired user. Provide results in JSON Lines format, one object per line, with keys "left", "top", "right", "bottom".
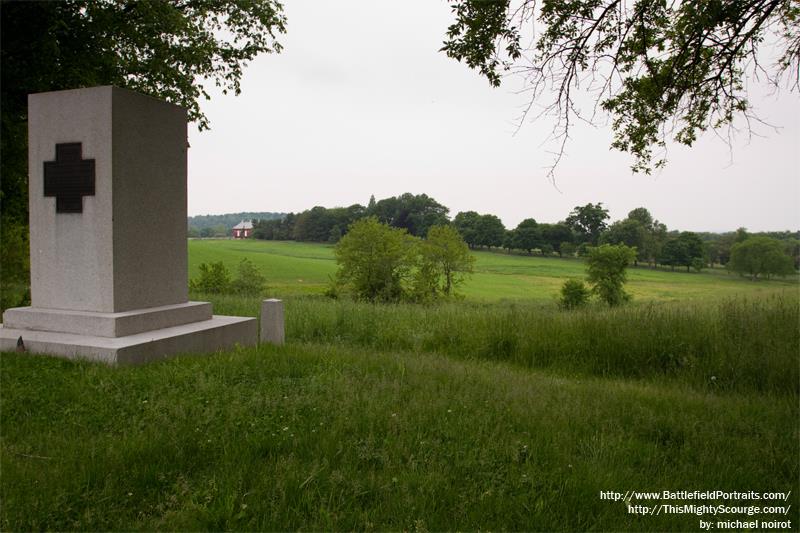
{"left": 188, "top": 238, "right": 798, "bottom": 302}
{"left": 2, "top": 238, "right": 798, "bottom": 530}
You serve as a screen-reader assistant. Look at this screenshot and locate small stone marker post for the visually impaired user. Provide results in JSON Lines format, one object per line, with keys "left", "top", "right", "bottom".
{"left": 0, "top": 86, "right": 257, "bottom": 364}
{"left": 260, "top": 299, "right": 285, "bottom": 345}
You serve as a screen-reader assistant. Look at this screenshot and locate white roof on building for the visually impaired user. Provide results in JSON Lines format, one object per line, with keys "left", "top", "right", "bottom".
{"left": 233, "top": 220, "right": 253, "bottom": 230}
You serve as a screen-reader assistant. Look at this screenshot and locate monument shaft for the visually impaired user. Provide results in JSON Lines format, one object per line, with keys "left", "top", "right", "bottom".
{"left": 1, "top": 86, "right": 257, "bottom": 364}
{"left": 28, "top": 86, "right": 187, "bottom": 313}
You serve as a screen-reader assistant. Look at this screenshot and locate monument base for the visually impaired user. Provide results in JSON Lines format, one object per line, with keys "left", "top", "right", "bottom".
{"left": 0, "top": 315, "right": 257, "bottom": 365}
{"left": 3, "top": 301, "right": 213, "bottom": 337}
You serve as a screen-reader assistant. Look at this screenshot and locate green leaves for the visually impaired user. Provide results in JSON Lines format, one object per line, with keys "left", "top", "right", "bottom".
{"left": 729, "top": 236, "right": 796, "bottom": 280}
{"left": 586, "top": 244, "right": 637, "bottom": 306}
{"left": 559, "top": 278, "right": 590, "bottom": 310}
{"left": 1, "top": 0, "right": 286, "bottom": 131}
{"left": 332, "top": 219, "right": 474, "bottom": 303}
{"left": 441, "top": 0, "right": 798, "bottom": 173}
{"left": 333, "top": 218, "right": 418, "bottom": 303}
{"left": 415, "top": 225, "right": 475, "bottom": 300}
{"left": 441, "top": 0, "right": 521, "bottom": 87}
{"left": 190, "top": 261, "right": 233, "bottom": 294}
{"left": 565, "top": 203, "right": 609, "bottom": 246}
{"left": 189, "top": 259, "right": 267, "bottom": 295}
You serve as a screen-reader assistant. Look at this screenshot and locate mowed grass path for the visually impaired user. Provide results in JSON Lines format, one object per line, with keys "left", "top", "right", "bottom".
{"left": 189, "top": 239, "right": 798, "bottom": 302}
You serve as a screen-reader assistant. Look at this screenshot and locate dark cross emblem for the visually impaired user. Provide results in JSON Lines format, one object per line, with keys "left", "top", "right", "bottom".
{"left": 43, "top": 143, "right": 95, "bottom": 213}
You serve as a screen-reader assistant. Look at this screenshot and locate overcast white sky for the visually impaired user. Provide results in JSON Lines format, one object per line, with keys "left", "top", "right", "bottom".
{"left": 187, "top": 0, "right": 800, "bottom": 232}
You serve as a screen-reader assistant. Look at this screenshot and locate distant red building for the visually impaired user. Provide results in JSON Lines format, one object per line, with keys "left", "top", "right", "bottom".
{"left": 232, "top": 220, "right": 253, "bottom": 239}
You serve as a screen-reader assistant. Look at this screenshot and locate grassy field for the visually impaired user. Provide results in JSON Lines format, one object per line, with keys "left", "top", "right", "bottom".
{"left": 188, "top": 239, "right": 798, "bottom": 302}
{"left": 2, "top": 343, "right": 797, "bottom": 531}
{"left": 1, "top": 238, "right": 798, "bottom": 530}
{"left": 196, "top": 293, "right": 799, "bottom": 395}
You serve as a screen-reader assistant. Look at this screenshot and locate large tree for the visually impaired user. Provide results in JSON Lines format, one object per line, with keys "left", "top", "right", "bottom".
{"left": 453, "top": 210, "right": 483, "bottom": 248}
{"left": 729, "top": 236, "right": 795, "bottom": 279}
{"left": 442, "top": 0, "right": 800, "bottom": 175}
{"left": 0, "top": 0, "right": 286, "bottom": 309}
{"left": 601, "top": 219, "right": 645, "bottom": 250}
{"left": 415, "top": 225, "right": 475, "bottom": 299}
{"left": 510, "top": 218, "right": 542, "bottom": 253}
{"left": 539, "top": 222, "right": 574, "bottom": 256}
{"left": 565, "top": 203, "right": 610, "bottom": 245}
{"left": 476, "top": 214, "right": 506, "bottom": 248}
{"left": 600, "top": 208, "right": 665, "bottom": 265}
{"left": 292, "top": 206, "right": 336, "bottom": 242}
{"left": 660, "top": 231, "right": 705, "bottom": 271}
{"left": 623, "top": 207, "right": 667, "bottom": 266}
{"left": 660, "top": 237, "right": 690, "bottom": 271}
{"left": 454, "top": 211, "right": 506, "bottom": 248}
{"left": 371, "top": 193, "right": 450, "bottom": 237}
{"left": 586, "top": 244, "right": 637, "bottom": 306}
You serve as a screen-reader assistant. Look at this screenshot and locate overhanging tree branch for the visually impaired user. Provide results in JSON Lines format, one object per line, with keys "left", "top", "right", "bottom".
{"left": 442, "top": 0, "right": 799, "bottom": 175}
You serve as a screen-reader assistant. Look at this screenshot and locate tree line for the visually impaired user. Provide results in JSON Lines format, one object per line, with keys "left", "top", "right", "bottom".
{"left": 252, "top": 193, "right": 449, "bottom": 242}
{"left": 188, "top": 212, "right": 283, "bottom": 238}
{"left": 250, "top": 193, "right": 798, "bottom": 279}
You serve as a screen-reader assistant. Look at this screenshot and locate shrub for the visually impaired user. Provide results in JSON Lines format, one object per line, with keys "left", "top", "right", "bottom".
{"left": 559, "top": 279, "right": 590, "bottom": 309}
{"left": 559, "top": 241, "right": 577, "bottom": 257}
{"left": 230, "top": 258, "right": 267, "bottom": 295}
{"left": 0, "top": 220, "right": 30, "bottom": 312}
{"left": 189, "top": 261, "right": 232, "bottom": 293}
{"left": 333, "top": 217, "right": 418, "bottom": 302}
{"left": 413, "top": 225, "right": 474, "bottom": 301}
{"left": 586, "top": 244, "right": 637, "bottom": 306}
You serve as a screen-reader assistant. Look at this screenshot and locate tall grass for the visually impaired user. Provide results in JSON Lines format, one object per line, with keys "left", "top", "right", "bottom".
{"left": 197, "top": 292, "right": 799, "bottom": 395}
{"left": 2, "top": 344, "right": 797, "bottom": 530}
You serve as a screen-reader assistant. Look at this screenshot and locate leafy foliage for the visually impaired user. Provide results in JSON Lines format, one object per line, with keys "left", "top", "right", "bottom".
{"left": 333, "top": 218, "right": 418, "bottom": 302}
{"left": 249, "top": 196, "right": 798, "bottom": 278}
{"left": 453, "top": 211, "right": 482, "bottom": 247}
{"left": 189, "top": 262, "right": 233, "bottom": 294}
{"left": 1, "top": 0, "right": 286, "bottom": 220}
{"left": 453, "top": 211, "right": 506, "bottom": 248}
{"left": 190, "top": 258, "right": 268, "bottom": 295}
{"left": 333, "top": 219, "right": 475, "bottom": 303}
{"left": 559, "top": 278, "right": 590, "bottom": 310}
{"left": 369, "top": 193, "right": 449, "bottom": 238}
{"left": 254, "top": 194, "right": 449, "bottom": 243}
{"left": 414, "top": 225, "right": 475, "bottom": 300}
{"left": 0, "top": 220, "right": 30, "bottom": 312}
{"left": 1, "top": 0, "right": 286, "bottom": 132}
{"left": 602, "top": 210, "right": 666, "bottom": 266}
{"left": 230, "top": 258, "right": 268, "bottom": 296}
{"left": 539, "top": 223, "right": 574, "bottom": 256}
{"left": 253, "top": 213, "right": 298, "bottom": 241}
{"left": 566, "top": 203, "right": 610, "bottom": 245}
{"left": 586, "top": 244, "right": 637, "bottom": 306}
{"left": 660, "top": 232, "right": 706, "bottom": 271}
{"left": 442, "top": 0, "right": 800, "bottom": 174}
{"left": 509, "top": 218, "right": 541, "bottom": 253}
{"left": 441, "top": 0, "right": 522, "bottom": 87}
{"left": 729, "top": 236, "right": 796, "bottom": 280}
{"left": 188, "top": 212, "right": 283, "bottom": 234}
{"left": 560, "top": 241, "right": 578, "bottom": 257}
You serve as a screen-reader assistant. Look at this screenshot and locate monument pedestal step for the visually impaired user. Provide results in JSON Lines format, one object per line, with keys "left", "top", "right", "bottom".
{"left": 2, "top": 301, "right": 213, "bottom": 338}
{"left": 0, "top": 315, "right": 257, "bottom": 365}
